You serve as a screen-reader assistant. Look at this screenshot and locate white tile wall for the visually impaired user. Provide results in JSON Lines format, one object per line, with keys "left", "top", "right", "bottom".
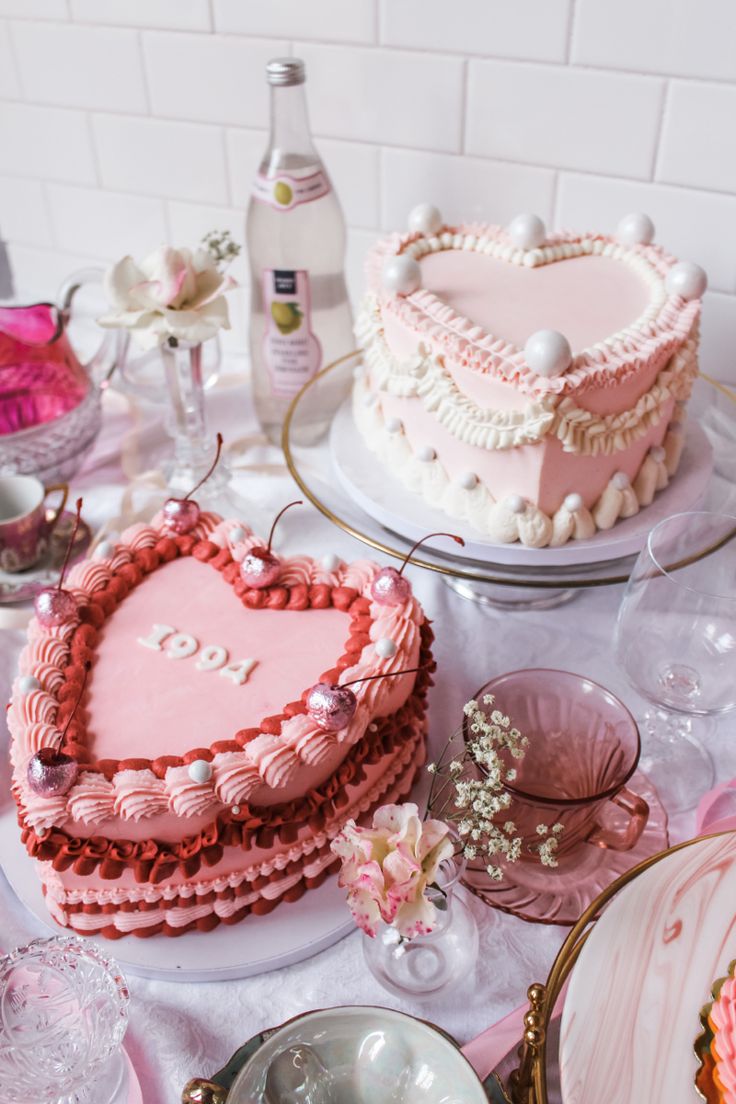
{"left": 0, "top": 1, "right": 734, "bottom": 383}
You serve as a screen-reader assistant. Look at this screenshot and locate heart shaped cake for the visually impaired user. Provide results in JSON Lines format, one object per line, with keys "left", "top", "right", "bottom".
{"left": 355, "top": 208, "right": 705, "bottom": 546}
{"left": 8, "top": 512, "right": 433, "bottom": 937}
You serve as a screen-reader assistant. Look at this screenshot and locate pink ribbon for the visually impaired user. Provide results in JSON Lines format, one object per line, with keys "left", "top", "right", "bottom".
{"left": 461, "top": 981, "right": 569, "bottom": 1084}
{"left": 696, "top": 777, "right": 736, "bottom": 836}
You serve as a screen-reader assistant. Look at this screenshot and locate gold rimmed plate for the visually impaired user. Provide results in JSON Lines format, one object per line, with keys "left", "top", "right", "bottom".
{"left": 282, "top": 353, "right": 734, "bottom": 592}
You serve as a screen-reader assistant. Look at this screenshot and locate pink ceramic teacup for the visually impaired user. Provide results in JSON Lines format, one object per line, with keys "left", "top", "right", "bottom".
{"left": 470, "top": 668, "right": 649, "bottom": 859}
{"left": 0, "top": 475, "right": 68, "bottom": 572}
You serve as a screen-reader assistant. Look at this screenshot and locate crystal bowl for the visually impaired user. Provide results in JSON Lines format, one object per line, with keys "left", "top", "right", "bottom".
{"left": 0, "top": 385, "right": 102, "bottom": 483}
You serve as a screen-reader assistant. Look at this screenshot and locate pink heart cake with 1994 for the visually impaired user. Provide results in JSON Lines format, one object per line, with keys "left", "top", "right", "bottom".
{"left": 8, "top": 512, "right": 433, "bottom": 938}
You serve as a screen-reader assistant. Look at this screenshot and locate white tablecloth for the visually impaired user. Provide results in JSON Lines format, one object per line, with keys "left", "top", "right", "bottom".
{"left": 1, "top": 375, "right": 734, "bottom": 1104}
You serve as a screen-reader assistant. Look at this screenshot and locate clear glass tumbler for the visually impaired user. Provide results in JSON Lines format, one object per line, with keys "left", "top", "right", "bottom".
{"left": 614, "top": 510, "right": 736, "bottom": 813}
{"left": 0, "top": 936, "right": 130, "bottom": 1104}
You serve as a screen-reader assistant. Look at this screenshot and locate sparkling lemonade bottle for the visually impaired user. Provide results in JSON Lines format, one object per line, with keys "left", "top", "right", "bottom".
{"left": 246, "top": 58, "right": 354, "bottom": 446}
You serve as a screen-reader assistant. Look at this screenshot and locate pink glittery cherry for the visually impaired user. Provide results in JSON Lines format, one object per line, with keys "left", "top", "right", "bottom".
{"left": 370, "top": 531, "right": 465, "bottom": 606}
{"left": 306, "top": 664, "right": 429, "bottom": 732}
{"left": 26, "top": 661, "right": 90, "bottom": 797}
{"left": 305, "top": 682, "right": 357, "bottom": 732}
{"left": 163, "top": 432, "right": 223, "bottom": 534}
{"left": 33, "top": 497, "right": 83, "bottom": 628}
{"left": 240, "top": 500, "right": 302, "bottom": 589}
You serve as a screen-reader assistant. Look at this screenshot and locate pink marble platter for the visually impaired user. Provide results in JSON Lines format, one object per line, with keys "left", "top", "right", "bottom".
{"left": 559, "top": 831, "right": 736, "bottom": 1104}
{"left": 462, "top": 770, "right": 668, "bottom": 926}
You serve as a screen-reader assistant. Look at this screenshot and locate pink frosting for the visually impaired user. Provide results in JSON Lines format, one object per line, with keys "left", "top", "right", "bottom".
{"left": 712, "top": 975, "right": 736, "bottom": 1102}
{"left": 114, "top": 769, "right": 169, "bottom": 822}
{"left": 67, "top": 772, "right": 116, "bottom": 826}
{"left": 368, "top": 225, "right": 701, "bottom": 400}
{"left": 11, "top": 513, "right": 424, "bottom": 829}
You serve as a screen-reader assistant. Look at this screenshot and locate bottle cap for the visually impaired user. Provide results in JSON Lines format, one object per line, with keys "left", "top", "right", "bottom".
{"left": 266, "top": 58, "right": 306, "bottom": 86}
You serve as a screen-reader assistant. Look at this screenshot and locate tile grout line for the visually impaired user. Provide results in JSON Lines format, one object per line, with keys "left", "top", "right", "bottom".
{"left": 459, "top": 59, "right": 469, "bottom": 155}
{"left": 137, "top": 29, "right": 153, "bottom": 116}
{"left": 651, "top": 79, "right": 672, "bottom": 183}
{"left": 564, "top": 0, "right": 577, "bottom": 64}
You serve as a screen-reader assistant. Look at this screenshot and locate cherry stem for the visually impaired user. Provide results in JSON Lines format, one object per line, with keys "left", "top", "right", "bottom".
{"left": 266, "top": 500, "right": 303, "bottom": 554}
{"left": 56, "top": 660, "right": 90, "bottom": 750}
{"left": 341, "top": 663, "right": 429, "bottom": 690}
{"left": 398, "top": 531, "right": 465, "bottom": 575}
{"left": 57, "top": 498, "right": 83, "bottom": 592}
{"left": 185, "top": 432, "right": 223, "bottom": 501}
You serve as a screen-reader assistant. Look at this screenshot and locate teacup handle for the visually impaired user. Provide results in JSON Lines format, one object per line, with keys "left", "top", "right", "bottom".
{"left": 43, "top": 482, "right": 69, "bottom": 533}
{"left": 587, "top": 787, "right": 649, "bottom": 852}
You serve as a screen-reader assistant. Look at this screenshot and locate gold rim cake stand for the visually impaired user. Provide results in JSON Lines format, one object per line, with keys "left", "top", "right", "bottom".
{"left": 281, "top": 352, "right": 734, "bottom": 600}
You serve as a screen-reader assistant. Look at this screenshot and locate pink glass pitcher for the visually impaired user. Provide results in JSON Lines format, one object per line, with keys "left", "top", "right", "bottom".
{"left": 0, "top": 269, "right": 117, "bottom": 437}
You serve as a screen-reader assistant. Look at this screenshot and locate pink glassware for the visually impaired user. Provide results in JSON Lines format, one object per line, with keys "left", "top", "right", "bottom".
{"left": 470, "top": 668, "right": 649, "bottom": 858}
{"left": 0, "top": 271, "right": 120, "bottom": 483}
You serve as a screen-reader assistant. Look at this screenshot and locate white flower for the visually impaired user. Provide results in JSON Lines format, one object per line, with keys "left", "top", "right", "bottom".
{"left": 99, "top": 245, "right": 237, "bottom": 350}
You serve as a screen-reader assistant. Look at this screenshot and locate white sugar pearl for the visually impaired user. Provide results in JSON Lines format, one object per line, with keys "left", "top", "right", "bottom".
{"left": 417, "top": 445, "right": 436, "bottom": 462}
{"left": 459, "top": 472, "right": 478, "bottom": 491}
{"left": 321, "top": 552, "right": 340, "bottom": 572}
{"left": 188, "top": 759, "right": 213, "bottom": 784}
{"left": 375, "top": 638, "right": 397, "bottom": 659}
{"left": 612, "top": 471, "right": 631, "bottom": 490}
{"left": 408, "top": 203, "right": 443, "bottom": 236}
{"left": 508, "top": 213, "right": 546, "bottom": 251}
{"left": 650, "top": 446, "right": 666, "bottom": 462}
{"left": 524, "top": 330, "right": 572, "bottom": 378}
{"left": 228, "top": 526, "right": 246, "bottom": 544}
{"left": 232, "top": 806, "right": 241, "bottom": 816}
{"left": 93, "top": 540, "right": 115, "bottom": 560}
{"left": 18, "top": 674, "right": 41, "bottom": 695}
{"left": 617, "top": 213, "right": 655, "bottom": 246}
{"left": 505, "top": 494, "right": 526, "bottom": 515}
{"left": 382, "top": 255, "right": 422, "bottom": 297}
{"left": 385, "top": 417, "right": 403, "bottom": 434}
{"left": 564, "top": 493, "right": 583, "bottom": 512}
{"left": 666, "top": 261, "right": 707, "bottom": 301}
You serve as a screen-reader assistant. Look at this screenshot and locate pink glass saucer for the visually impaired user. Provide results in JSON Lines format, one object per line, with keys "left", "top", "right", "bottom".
{"left": 0, "top": 508, "right": 92, "bottom": 604}
{"left": 462, "top": 770, "right": 669, "bottom": 926}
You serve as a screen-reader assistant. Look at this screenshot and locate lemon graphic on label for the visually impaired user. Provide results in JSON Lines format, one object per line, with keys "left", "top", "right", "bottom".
{"left": 271, "top": 301, "right": 303, "bottom": 335}
{"left": 273, "top": 181, "right": 293, "bottom": 206}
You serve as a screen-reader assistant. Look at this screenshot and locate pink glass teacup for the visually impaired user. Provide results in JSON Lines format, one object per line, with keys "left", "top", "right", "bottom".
{"left": 469, "top": 669, "right": 649, "bottom": 859}
{"left": 0, "top": 474, "right": 68, "bottom": 572}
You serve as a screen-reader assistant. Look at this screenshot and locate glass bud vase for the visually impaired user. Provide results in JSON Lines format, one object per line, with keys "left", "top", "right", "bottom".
{"left": 161, "top": 337, "right": 228, "bottom": 498}
{"left": 362, "top": 853, "right": 479, "bottom": 1001}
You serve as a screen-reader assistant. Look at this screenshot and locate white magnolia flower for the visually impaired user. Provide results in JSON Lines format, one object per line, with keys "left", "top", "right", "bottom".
{"left": 99, "top": 245, "right": 237, "bottom": 350}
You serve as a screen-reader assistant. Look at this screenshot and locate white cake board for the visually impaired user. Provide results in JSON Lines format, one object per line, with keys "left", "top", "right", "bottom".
{"left": 0, "top": 808, "right": 354, "bottom": 983}
{"left": 330, "top": 404, "right": 714, "bottom": 568}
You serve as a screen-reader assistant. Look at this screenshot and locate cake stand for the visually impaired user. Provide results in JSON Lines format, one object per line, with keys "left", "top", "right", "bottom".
{"left": 282, "top": 354, "right": 728, "bottom": 609}
{"left": 0, "top": 808, "right": 355, "bottom": 983}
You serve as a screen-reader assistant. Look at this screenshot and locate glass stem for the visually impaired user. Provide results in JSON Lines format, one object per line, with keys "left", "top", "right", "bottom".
{"left": 162, "top": 340, "right": 214, "bottom": 494}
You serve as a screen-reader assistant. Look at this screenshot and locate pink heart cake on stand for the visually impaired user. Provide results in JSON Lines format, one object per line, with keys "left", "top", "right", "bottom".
{"left": 355, "top": 206, "right": 706, "bottom": 548}
{"left": 7, "top": 510, "right": 433, "bottom": 939}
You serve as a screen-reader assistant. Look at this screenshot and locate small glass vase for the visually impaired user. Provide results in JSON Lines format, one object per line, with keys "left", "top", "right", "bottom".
{"left": 161, "top": 337, "right": 229, "bottom": 498}
{"left": 362, "top": 853, "right": 479, "bottom": 1002}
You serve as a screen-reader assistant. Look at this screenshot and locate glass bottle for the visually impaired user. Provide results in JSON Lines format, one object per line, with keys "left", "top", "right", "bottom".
{"left": 246, "top": 57, "right": 354, "bottom": 447}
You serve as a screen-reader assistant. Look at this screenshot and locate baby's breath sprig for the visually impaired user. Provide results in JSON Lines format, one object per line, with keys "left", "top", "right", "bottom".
{"left": 202, "top": 229, "right": 241, "bottom": 270}
{"left": 427, "top": 693, "right": 562, "bottom": 879}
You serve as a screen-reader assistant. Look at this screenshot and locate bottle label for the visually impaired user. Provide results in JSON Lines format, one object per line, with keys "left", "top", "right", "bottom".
{"left": 252, "top": 169, "right": 330, "bottom": 212}
{"left": 262, "top": 269, "right": 322, "bottom": 397}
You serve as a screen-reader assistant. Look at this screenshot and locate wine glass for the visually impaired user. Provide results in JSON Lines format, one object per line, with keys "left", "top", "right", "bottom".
{"left": 614, "top": 510, "right": 736, "bottom": 814}
{"left": 0, "top": 937, "right": 130, "bottom": 1104}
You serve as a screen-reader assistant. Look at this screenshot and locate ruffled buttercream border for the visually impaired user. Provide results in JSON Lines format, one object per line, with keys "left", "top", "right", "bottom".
{"left": 367, "top": 225, "right": 701, "bottom": 399}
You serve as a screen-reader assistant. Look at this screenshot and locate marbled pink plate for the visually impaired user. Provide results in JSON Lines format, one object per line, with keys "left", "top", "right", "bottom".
{"left": 559, "top": 832, "right": 736, "bottom": 1104}
{"left": 462, "top": 770, "right": 668, "bottom": 926}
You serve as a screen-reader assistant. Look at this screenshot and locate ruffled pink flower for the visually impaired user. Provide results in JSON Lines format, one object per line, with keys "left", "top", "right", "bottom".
{"left": 330, "top": 802, "right": 454, "bottom": 939}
